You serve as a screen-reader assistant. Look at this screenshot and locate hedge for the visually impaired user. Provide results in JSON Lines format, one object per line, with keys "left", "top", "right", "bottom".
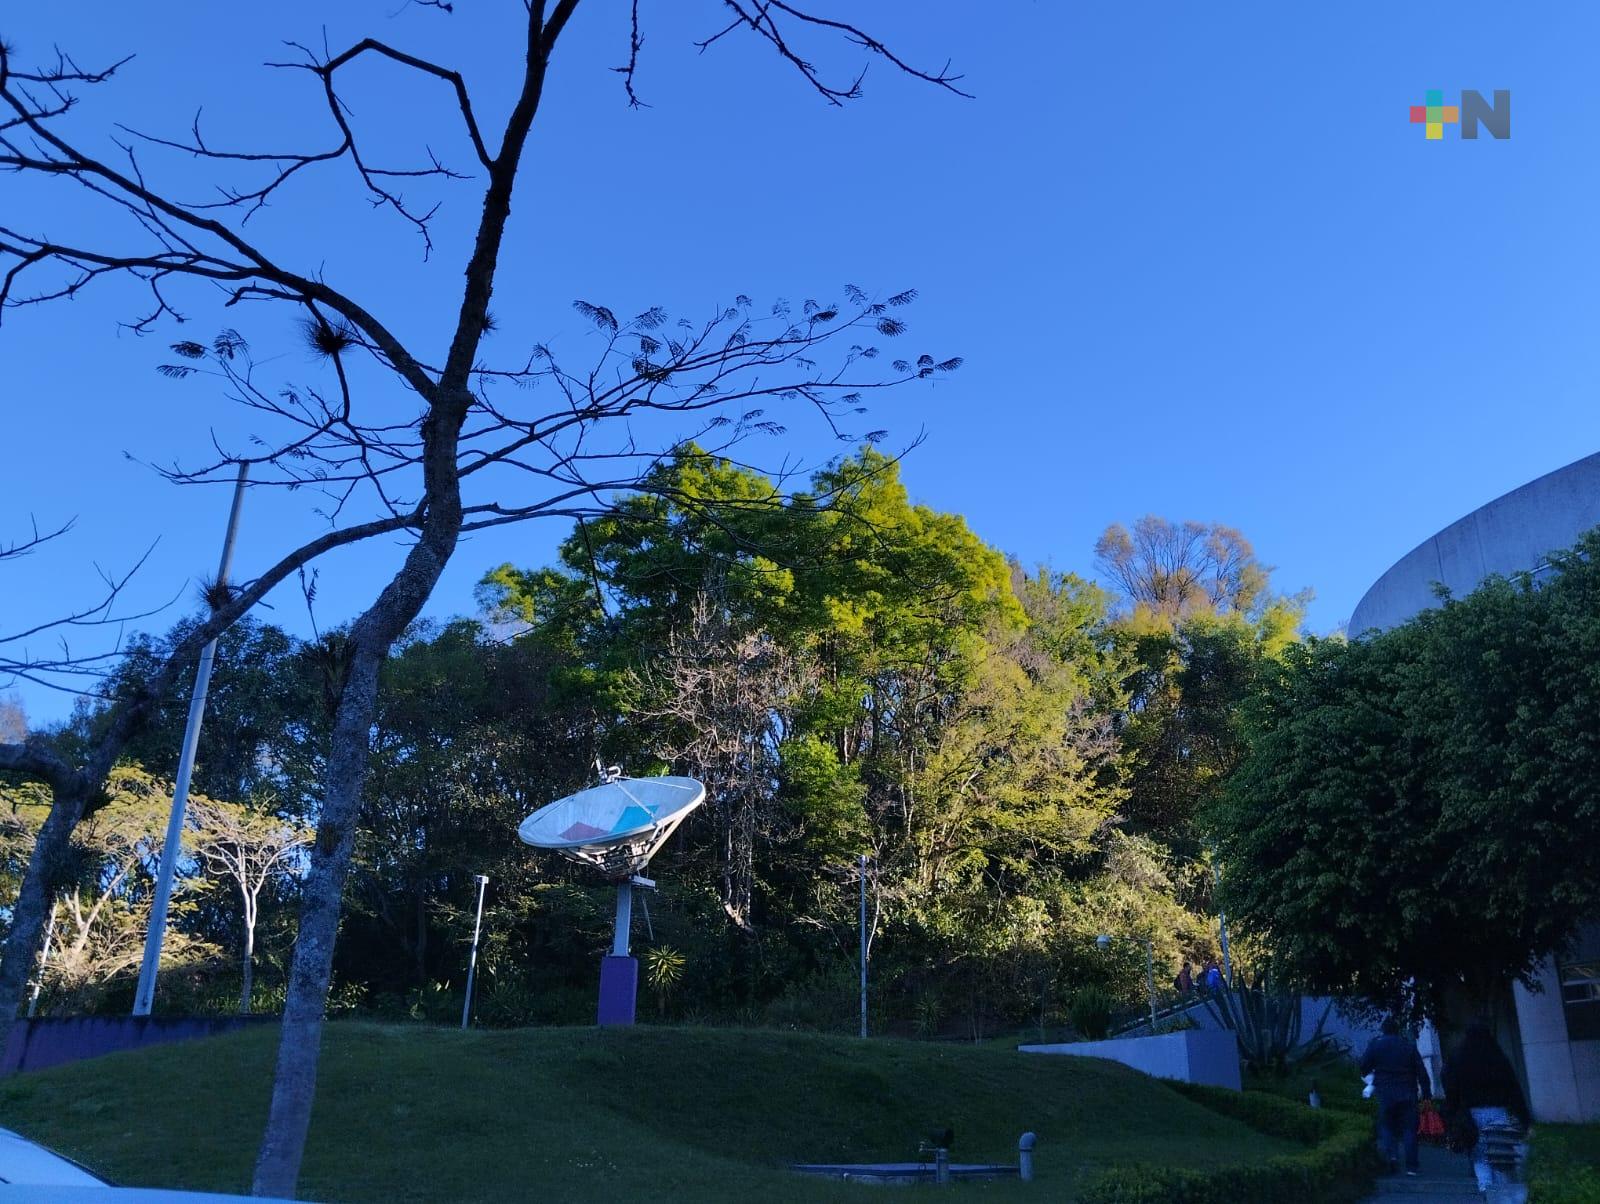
{"left": 1076, "top": 1083, "right": 1378, "bottom": 1204}
{"left": 1528, "top": 1124, "right": 1600, "bottom": 1204}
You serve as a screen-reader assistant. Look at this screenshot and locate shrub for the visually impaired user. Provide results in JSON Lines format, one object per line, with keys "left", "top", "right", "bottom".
{"left": 1153, "top": 1013, "right": 1200, "bottom": 1035}
{"left": 1076, "top": 1082, "right": 1378, "bottom": 1204}
{"left": 1528, "top": 1124, "right": 1600, "bottom": 1204}
{"left": 761, "top": 964, "right": 857, "bottom": 1034}
{"left": 1071, "top": 984, "right": 1117, "bottom": 1041}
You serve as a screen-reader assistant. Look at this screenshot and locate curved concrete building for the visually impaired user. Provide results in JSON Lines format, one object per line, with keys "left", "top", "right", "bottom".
{"left": 1349, "top": 450, "right": 1600, "bottom": 1123}
{"left": 1350, "top": 449, "right": 1600, "bottom": 635}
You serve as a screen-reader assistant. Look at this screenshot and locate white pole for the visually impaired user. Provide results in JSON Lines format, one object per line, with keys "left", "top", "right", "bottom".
{"left": 859, "top": 853, "right": 868, "bottom": 1039}
{"left": 1145, "top": 939, "right": 1158, "bottom": 1030}
{"left": 26, "top": 904, "right": 57, "bottom": 1019}
{"left": 1211, "top": 858, "right": 1233, "bottom": 983}
{"left": 612, "top": 880, "right": 633, "bottom": 957}
{"left": 460, "top": 874, "right": 489, "bottom": 1030}
{"left": 133, "top": 462, "right": 248, "bottom": 1017}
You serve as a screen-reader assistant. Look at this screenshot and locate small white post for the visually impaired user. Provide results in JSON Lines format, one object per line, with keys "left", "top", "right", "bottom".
{"left": 858, "top": 853, "right": 868, "bottom": 1039}
{"left": 1017, "top": 1132, "right": 1036, "bottom": 1182}
{"left": 460, "top": 874, "right": 489, "bottom": 1031}
{"left": 133, "top": 461, "right": 249, "bottom": 1017}
{"left": 612, "top": 880, "right": 633, "bottom": 957}
{"left": 933, "top": 1147, "right": 950, "bottom": 1186}
{"left": 1145, "top": 938, "right": 1158, "bottom": 1030}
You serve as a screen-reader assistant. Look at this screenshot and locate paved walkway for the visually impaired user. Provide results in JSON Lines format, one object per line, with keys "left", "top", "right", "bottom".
{"left": 1361, "top": 1142, "right": 1482, "bottom": 1202}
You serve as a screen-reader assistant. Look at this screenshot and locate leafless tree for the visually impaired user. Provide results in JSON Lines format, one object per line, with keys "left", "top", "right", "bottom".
{"left": 1, "top": 6, "right": 963, "bottom": 1192}
{"left": 1094, "top": 516, "right": 1269, "bottom": 620}
{"left": 0, "top": 519, "right": 170, "bottom": 695}
{"left": 188, "top": 798, "right": 312, "bottom": 1016}
{"left": 630, "top": 590, "right": 813, "bottom": 932}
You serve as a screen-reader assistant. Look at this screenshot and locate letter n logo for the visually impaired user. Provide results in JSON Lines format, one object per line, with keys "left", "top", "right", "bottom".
{"left": 1460, "top": 90, "right": 1511, "bottom": 139}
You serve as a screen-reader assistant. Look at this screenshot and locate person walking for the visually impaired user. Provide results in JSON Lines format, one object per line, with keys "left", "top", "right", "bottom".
{"left": 1201, "top": 959, "right": 1223, "bottom": 994}
{"left": 1359, "top": 1018, "right": 1434, "bottom": 1176}
{"left": 1174, "top": 961, "right": 1194, "bottom": 995}
{"left": 1442, "top": 1024, "right": 1529, "bottom": 1194}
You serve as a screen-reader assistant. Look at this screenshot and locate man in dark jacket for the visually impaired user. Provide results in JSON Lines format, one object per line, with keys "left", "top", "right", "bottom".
{"left": 1359, "top": 1018, "right": 1434, "bottom": 1175}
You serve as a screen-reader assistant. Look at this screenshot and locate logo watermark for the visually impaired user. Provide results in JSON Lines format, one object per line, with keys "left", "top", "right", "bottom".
{"left": 1410, "top": 89, "right": 1510, "bottom": 140}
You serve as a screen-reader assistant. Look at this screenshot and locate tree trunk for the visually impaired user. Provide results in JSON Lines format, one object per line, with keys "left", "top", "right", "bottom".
{"left": 0, "top": 787, "right": 86, "bottom": 1049}
{"left": 252, "top": 440, "right": 463, "bottom": 1196}
{"left": 250, "top": 642, "right": 388, "bottom": 1196}
{"left": 415, "top": 888, "right": 428, "bottom": 989}
{"left": 240, "top": 920, "right": 255, "bottom": 1016}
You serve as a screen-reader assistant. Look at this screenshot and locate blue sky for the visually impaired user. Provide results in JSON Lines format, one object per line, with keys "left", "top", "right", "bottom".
{"left": 5, "top": 1, "right": 1597, "bottom": 725}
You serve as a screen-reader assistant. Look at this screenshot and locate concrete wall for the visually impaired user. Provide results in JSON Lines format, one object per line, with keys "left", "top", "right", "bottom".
{"left": 1, "top": 1016, "right": 270, "bottom": 1076}
{"left": 1123, "top": 995, "right": 1380, "bottom": 1060}
{"left": 1348, "top": 449, "right": 1600, "bottom": 634}
{"left": 1018, "top": 1029, "right": 1242, "bottom": 1090}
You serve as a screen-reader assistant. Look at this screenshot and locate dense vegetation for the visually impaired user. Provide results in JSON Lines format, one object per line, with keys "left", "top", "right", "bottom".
{"left": 2, "top": 452, "right": 1304, "bottom": 1036}
{"left": 1211, "top": 532, "right": 1600, "bottom": 1022}
{"left": 1527, "top": 1124, "right": 1600, "bottom": 1204}
{"left": 12, "top": 449, "right": 1600, "bottom": 1054}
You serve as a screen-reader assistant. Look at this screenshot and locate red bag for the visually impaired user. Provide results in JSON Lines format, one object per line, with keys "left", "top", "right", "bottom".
{"left": 1418, "top": 1099, "right": 1447, "bottom": 1142}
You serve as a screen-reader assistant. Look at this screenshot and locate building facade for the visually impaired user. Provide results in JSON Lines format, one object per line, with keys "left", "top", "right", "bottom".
{"left": 1348, "top": 450, "right": 1600, "bottom": 1122}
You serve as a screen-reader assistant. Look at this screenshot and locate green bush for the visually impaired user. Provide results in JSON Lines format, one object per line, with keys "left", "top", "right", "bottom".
{"left": 760, "top": 964, "right": 858, "bottom": 1034}
{"left": 1153, "top": 1014, "right": 1201, "bottom": 1035}
{"left": 1071, "top": 984, "right": 1117, "bottom": 1041}
{"left": 1172, "top": 1081, "right": 1337, "bottom": 1143}
{"left": 1077, "top": 1083, "right": 1377, "bottom": 1204}
{"left": 1528, "top": 1124, "right": 1600, "bottom": 1204}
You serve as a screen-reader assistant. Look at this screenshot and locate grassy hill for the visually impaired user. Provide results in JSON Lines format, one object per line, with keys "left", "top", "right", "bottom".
{"left": 0, "top": 1023, "right": 1299, "bottom": 1202}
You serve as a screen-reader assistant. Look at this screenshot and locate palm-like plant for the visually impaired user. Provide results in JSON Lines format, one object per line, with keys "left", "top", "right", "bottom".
{"left": 644, "top": 945, "right": 687, "bottom": 1015}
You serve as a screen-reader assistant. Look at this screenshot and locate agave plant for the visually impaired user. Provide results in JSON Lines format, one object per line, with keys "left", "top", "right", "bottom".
{"left": 1203, "top": 972, "right": 1336, "bottom": 1075}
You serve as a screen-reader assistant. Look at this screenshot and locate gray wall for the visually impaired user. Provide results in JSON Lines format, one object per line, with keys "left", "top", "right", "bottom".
{"left": 0, "top": 1016, "right": 269, "bottom": 1076}
{"left": 1348, "top": 450, "right": 1600, "bottom": 634}
{"left": 1019, "top": 1029, "right": 1243, "bottom": 1090}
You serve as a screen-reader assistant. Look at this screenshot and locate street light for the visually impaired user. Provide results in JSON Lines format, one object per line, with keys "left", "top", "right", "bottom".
{"left": 1096, "top": 933, "right": 1158, "bottom": 1031}
{"left": 461, "top": 874, "right": 489, "bottom": 1031}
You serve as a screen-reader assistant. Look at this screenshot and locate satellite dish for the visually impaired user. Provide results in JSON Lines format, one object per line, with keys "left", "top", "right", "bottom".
{"left": 517, "top": 769, "right": 705, "bottom": 880}
{"left": 517, "top": 766, "right": 706, "bottom": 1026}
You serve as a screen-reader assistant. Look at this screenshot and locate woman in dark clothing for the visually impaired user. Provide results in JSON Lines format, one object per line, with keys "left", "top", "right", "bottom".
{"left": 1442, "top": 1025, "right": 1529, "bottom": 1193}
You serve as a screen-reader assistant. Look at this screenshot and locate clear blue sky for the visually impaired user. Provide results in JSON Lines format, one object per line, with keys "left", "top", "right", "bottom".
{"left": 5, "top": 1, "right": 1597, "bottom": 726}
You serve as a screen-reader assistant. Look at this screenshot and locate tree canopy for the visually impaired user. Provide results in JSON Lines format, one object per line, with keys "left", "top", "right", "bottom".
{"left": 1210, "top": 533, "right": 1600, "bottom": 1020}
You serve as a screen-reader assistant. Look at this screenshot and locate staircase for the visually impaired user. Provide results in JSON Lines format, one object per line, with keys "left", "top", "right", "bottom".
{"left": 1362, "top": 1143, "right": 1523, "bottom": 1203}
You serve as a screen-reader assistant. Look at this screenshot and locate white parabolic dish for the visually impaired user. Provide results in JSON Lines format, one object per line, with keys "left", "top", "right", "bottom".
{"left": 517, "top": 775, "right": 705, "bottom": 878}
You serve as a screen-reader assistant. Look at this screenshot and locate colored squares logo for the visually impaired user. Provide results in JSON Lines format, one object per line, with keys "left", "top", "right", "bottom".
{"left": 1410, "top": 89, "right": 1459, "bottom": 140}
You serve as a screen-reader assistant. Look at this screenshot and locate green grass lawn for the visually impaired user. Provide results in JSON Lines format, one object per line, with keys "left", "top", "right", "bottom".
{"left": 0, "top": 1023, "right": 1302, "bottom": 1202}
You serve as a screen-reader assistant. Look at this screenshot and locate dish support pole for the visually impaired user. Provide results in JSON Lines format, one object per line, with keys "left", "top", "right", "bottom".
{"left": 598, "top": 879, "right": 638, "bottom": 1025}
{"left": 612, "top": 880, "right": 632, "bottom": 956}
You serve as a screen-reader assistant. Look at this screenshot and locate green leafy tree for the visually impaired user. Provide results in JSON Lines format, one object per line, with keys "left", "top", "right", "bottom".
{"left": 0, "top": 767, "right": 218, "bottom": 1013}
{"left": 1212, "top": 534, "right": 1600, "bottom": 1020}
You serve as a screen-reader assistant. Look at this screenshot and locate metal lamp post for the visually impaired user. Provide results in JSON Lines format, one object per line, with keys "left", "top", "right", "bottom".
{"left": 1096, "top": 933, "right": 1158, "bottom": 1030}
{"left": 858, "top": 853, "right": 869, "bottom": 1039}
{"left": 133, "top": 461, "right": 249, "bottom": 1017}
{"left": 461, "top": 874, "right": 489, "bottom": 1030}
